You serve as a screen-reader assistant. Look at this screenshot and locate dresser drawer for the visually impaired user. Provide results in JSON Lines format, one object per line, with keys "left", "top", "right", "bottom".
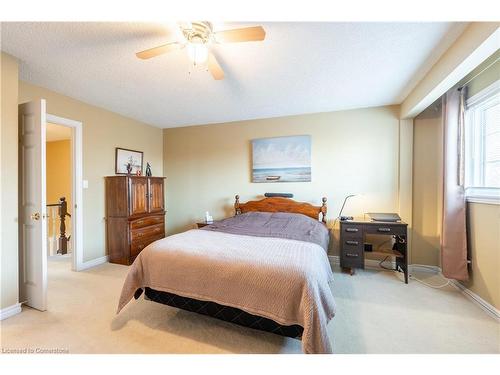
{"left": 342, "top": 224, "right": 362, "bottom": 235}
{"left": 340, "top": 237, "right": 364, "bottom": 269}
{"left": 363, "top": 224, "right": 406, "bottom": 236}
{"left": 341, "top": 246, "right": 364, "bottom": 268}
{"left": 342, "top": 254, "right": 364, "bottom": 268}
{"left": 130, "top": 240, "right": 148, "bottom": 258}
{"left": 343, "top": 237, "right": 363, "bottom": 247}
{"left": 130, "top": 223, "right": 164, "bottom": 242}
{"left": 130, "top": 233, "right": 164, "bottom": 257}
{"left": 130, "top": 215, "right": 164, "bottom": 230}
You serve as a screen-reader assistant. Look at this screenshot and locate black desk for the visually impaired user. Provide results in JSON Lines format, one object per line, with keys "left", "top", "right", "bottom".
{"left": 339, "top": 220, "right": 408, "bottom": 283}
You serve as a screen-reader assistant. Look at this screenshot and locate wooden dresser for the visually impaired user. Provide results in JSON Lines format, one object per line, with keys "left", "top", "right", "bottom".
{"left": 105, "top": 176, "right": 166, "bottom": 265}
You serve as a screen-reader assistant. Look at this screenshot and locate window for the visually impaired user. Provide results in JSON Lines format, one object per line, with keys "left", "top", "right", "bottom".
{"left": 464, "top": 80, "right": 500, "bottom": 203}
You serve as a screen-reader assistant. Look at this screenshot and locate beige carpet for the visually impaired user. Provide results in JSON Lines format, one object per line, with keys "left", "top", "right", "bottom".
{"left": 1, "top": 255, "right": 498, "bottom": 354}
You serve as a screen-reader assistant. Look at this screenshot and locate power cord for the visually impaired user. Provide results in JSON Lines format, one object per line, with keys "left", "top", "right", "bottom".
{"left": 410, "top": 275, "right": 450, "bottom": 289}
{"left": 409, "top": 264, "right": 451, "bottom": 289}
{"left": 378, "top": 260, "right": 450, "bottom": 288}
{"left": 378, "top": 256, "right": 394, "bottom": 270}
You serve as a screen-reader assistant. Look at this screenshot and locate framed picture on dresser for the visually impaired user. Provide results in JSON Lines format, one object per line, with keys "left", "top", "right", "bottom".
{"left": 115, "top": 147, "right": 143, "bottom": 175}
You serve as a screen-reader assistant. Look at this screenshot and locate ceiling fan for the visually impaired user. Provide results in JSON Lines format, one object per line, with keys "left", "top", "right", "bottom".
{"left": 135, "top": 22, "right": 266, "bottom": 80}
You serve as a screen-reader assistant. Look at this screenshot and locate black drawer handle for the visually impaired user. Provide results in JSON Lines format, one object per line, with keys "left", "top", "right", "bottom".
{"left": 346, "top": 240, "right": 359, "bottom": 245}
{"left": 378, "top": 228, "right": 391, "bottom": 232}
{"left": 345, "top": 228, "right": 358, "bottom": 232}
{"left": 346, "top": 253, "right": 359, "bottom": 258}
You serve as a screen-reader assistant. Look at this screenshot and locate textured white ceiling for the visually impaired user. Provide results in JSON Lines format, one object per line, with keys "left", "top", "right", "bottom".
{"left": 1, "top": 22, "right": 467, "bottom": 128}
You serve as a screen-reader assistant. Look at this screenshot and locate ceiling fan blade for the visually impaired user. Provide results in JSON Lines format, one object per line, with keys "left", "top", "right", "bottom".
{"left": 214, "top": 26, "right": 266, "bottom": 43}
{"left": 136, "top": 42, "right": 180, "bottom": 60}
{"left": 208, "top": 52, "right": 224, "bottom": 80}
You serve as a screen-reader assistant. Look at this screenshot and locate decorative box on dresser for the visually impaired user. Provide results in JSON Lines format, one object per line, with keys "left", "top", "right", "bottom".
{"left": 105, "top": 176, "right": 166, "bottom": 265}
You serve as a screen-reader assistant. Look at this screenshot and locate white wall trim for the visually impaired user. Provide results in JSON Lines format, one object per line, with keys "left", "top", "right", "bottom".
{"left": 466, "top": 196, "right": 500, "bottom": 205}
{"left": 46, "top": 114, "right": 84, "bottom": 272}
{"left": 409, "top": 264, "right": 441, "bottom": 273}
{"left": 79, "top": 256, "right": 108, "bottom": 271}
{"left": 0, "top": 303, "right": 22, "bottom": 321}
{"left": 466, "top": 79, "right": 500, "bottom": 107}
{"left": 401, "top": 25, "right": 500, "bottom": 118}
{"left": 365, "top": 258, "right": 396, "bottom": 269}
{"left": 328, "top": 255, "right": 339, "bottom": 266}
{"left": 449, "top": 279, "right": 500, "bottom": 322}
{"left": 330, "top": 257, "right": 499, "bottom": 321}
{"left": 410, "top": 265, "right": 499, "bottom": 321}
{"left": 328, "top": 255, "right": 397, "bottom": 270}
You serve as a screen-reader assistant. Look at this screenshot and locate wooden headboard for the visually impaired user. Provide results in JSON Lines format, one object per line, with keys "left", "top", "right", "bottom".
{"left": 234, "top": 195, "right": 327, "bottom": 223}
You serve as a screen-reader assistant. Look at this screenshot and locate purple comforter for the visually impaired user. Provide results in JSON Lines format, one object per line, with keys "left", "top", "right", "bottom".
{"left": 201, "top": 211, "right": 330, "bottom": 251}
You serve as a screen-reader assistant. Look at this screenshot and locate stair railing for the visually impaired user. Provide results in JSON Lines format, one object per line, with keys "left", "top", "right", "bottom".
{"left": 46, "top": 197, "right": 71, "bottom": 255}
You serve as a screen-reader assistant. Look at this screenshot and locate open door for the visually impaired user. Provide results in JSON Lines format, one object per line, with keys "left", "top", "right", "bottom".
{"left": 18, "top": 99, "right": 47, "bottom": 311}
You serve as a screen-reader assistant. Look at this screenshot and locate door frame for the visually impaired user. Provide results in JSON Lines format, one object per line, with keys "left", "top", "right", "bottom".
{"left": 46, "top": 114, "right": 84, "bottom": 271}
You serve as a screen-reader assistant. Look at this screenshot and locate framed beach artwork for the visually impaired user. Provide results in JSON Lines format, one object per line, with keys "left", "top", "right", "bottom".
{"left": 252, "top": 135, "right": 311, "bottom": 183}
{"left": 115, "top": 147, "right": 143, "bottom": 175}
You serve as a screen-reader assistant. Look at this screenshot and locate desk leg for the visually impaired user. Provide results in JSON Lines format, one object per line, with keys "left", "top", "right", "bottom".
{"left": 395, "top": 235, "right": 409, "bottom": 284}
{"left": 403, "top": 235, "right": 408, "bottom": 284}
{"left": 342, "top": 267, "right": 355, "bottom": 276}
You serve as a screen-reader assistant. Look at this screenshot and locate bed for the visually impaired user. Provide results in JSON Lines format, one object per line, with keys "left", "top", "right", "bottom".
{"left": 117, "top": 195, "right": 335, "bottom": 354}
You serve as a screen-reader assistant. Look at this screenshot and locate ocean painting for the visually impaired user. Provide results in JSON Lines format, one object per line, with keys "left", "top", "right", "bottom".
{"left": 252, "top": 135, "right": 311, "bottom": 183}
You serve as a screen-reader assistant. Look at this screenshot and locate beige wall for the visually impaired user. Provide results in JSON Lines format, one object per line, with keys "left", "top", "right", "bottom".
{"left": 163, "top": 105, "right": 405, "bottom": 255}
{"left": 412, "top": 102, "right": 443, "bottom": 266}
{"left": 19, "top": 81, "right": 164, "bottom": 262}
{"left": 398, "top": 118, "right": 414, "bottom": 259}
{"left": 464, "top": 203, "right": 500, "bottom": 309}
{"left": 46, "top": 139, "right": 72, "bottom": 237}
{"left": 1, "top": 52, "right": 19, "bottom": 310}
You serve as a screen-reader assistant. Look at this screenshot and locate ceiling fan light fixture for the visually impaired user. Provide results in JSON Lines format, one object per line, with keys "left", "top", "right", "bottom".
{"left": 135, "top": 21, "right": 266, "bottom": 80}
{"left": 186, "top": 40, "right": 209, "bottom": 65}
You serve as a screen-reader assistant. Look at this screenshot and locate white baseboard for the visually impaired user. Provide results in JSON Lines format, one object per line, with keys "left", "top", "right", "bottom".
{"left": 328, "top": 255, "right": 396, "bottom": 269}
{"left": 449, "top": 279, "right": 500, "bottom": 321}
{"left": 409, "top": 264, "right": 441, "bottom": 273}
{"left": 78, "top": 255, "right": 109, "bottom": 271}
{"left": 0, "top": 303, "right": 22, "bottom": 320}
{"left": 409, "top": 265, "right": 499, "bottom": 321}
{"left": 328, "top": 255, "right": 339, "bottom": 267}
{"left": 329, "top": 256, "right": 499, "bottom": 321}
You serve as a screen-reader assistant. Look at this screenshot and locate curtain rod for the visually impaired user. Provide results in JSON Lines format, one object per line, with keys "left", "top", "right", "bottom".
{"left": 458, "top": 57, "right": 499, "bottom": 90}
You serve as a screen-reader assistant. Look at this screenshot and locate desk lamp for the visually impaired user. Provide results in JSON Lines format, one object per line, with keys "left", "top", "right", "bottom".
{"left": 338, "top": 194, "right": 356, "bottom": 221}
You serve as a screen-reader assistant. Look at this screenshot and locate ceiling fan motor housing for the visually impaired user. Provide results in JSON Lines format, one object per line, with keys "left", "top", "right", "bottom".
{"left": 183, "top": 22, "right": 214, "bottom": 44}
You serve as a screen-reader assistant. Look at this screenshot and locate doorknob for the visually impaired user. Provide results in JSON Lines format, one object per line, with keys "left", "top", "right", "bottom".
{"left": 31, "top": 212, "right": 41, "bottom": 221}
